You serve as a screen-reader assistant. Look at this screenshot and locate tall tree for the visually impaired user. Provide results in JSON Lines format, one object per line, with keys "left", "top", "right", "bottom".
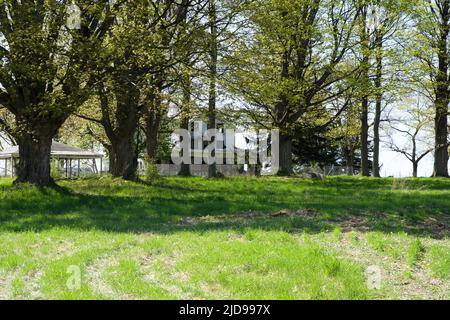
{"left": 0, "top": 0, "right": 115, "bottom": 186}
{"left": 228, "top": 0, "right": 359, "bottom": 174}
{"left": 78, "top": 1, "right": 196, "bottom": 180}
{"left": 357, "top": 1, "right": 371, "bottom": 176}
{"left": 370, "top": 0, "right": 406, "bottom": 177}
{"left": 412, "top": 0, "right": 450, "bottom": 177}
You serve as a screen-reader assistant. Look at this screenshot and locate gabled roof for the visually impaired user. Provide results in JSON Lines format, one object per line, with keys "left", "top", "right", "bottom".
{"left": 0, "top": 141, "right": 103, "bottom": 159}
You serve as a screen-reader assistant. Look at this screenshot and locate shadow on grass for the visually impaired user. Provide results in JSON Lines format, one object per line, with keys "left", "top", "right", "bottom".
{"left": 0, "top": 177, "right": 448, "bottom": 238}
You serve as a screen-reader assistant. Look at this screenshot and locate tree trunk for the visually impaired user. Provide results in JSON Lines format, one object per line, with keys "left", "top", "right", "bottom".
{"left": 372, "top": 103, "right": 381, "bottom": 177}
{"left": 178, "top": 73, "right": 192, "bottom": 177}
{"left": 109, "top": 136, "right": 138, "bottom": 181}
{"left": 359, "top": 6, "right": 370, "bottom": 177}
{"left": 348, "top": 153, "right": 354, "bottom": 176}
{"left": 99, "top": 78, "right": 140, "bottom": 181}
{"left": 145, "top": 127, "right": 159, "bottom": 161}
{"left": 360, "top": 95, "right": 370, "bottom": 176}
{"left": 433, "top": 106, "right": 449, "bottom": 177}
{"left": 15, "top": 132, "right": 54, "bottom": 186}
{"left": 412, "top": 161, "right": 418, "bottom": 178}
{"left": 277, "top": 133, "right": 292, "bottom": 175}
{"left": 372, "top": 29, "right": 383, "bottom": 178}
{"left": 433, "top": 2, "right": 450, "bottom": 178}
{"left": 343, "top": 146, "right": 355, "bottom": 175}
{"left": 207, "top": 0, "right": 218, "bottom": 178}
{"left": 178, "top": 111, "right": 191, "bottom": 177}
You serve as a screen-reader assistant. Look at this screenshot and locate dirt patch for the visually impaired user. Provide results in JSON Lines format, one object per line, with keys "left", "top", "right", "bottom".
{"left": 178, "top": 208, "right": 319, "bottom": 227}
{"left": 339, "top": 216, "right": 370, "bottom": 232}
{"left": 271, "top": 208, "right": 318, "bottom": 218}
{"left": 421, "top": 216, "right": 449, "bottom": 239}
{"left": 0, "top": 271, "right": 16, "bottom": 300}
{"left": 227, "top": 233, "right": 245, "bottom": 241}
{"left": 84, "top": 255, "right": 121, "bottom": 299}
{"left": 22, "top": 270, "right": 43, "bottom": 299}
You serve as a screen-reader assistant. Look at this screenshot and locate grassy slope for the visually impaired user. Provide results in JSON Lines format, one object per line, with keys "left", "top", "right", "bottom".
{"left": 0, "top": 176, "right": 448, "bottom": 299}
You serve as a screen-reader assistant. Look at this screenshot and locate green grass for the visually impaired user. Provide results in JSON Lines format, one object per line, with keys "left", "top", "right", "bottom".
{"left": 429, "top": 245, "right": 450, "bottom": 280}
{"left": 0, "top": 176, "right": 448, "bottom": 299}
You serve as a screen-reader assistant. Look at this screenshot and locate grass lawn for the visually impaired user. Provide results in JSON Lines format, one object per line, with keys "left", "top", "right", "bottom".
{"left": 0, "top": 176, "right": 448, "bottom": 300}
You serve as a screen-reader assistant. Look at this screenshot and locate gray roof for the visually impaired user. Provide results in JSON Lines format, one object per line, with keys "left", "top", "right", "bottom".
{"left": 0, "top": 141, "right": 103, "bottom": 159}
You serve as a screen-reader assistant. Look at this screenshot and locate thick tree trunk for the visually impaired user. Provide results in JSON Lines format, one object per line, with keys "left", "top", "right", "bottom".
{"left": 433, "top": 2, "right": 450, "bottom": 178}
{"left": 277, "top": 133, "right": 293, "bottom": 175}
{"left": 412, "top": 161, "right": 418, "bottom": 178}
{"left": 109, "top": 136, "right": 138, "bottom": 181}
{"left": 99, "top": 79, "right": 140, "bottom": 181}
{"left": 433, "top": 107, "right": 449, "bottom": 177}
{"left": 15, "top": 132, "right": 54, "bottom": 186}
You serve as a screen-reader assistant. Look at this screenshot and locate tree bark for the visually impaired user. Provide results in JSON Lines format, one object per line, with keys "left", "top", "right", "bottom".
{"left": 359, "top": 6, "right": 370, "bottom": 177}
{"left": 343, "top": 146, "right": 355, "bottom": 175}
{"left": 109, "top": 135, "right": 138, "bottom": 181}
{"left": 277, "top": 133, "right": 293, "bottom": 175}
{"left": 360, "top": 95, "right": 370, "bottom": 176}
{"left": 145, "top": 124, "right": 159, "bottom": 161}
{"left": 178, "top": 73, "right": 192, "bottom": 177}
{"left": 144, "top": 78, "right": 164, "bottom": 163}
{"left": 178, "top": 113, "right": 191, "bottom": 176}
{"left": 207, "top": 0, "right": 218, "bottom": 178}
{"left": 372, "top": 29, "right": 383, "bottom": 177}
{"left": 15, "top": 132, "right": 54, "bottom": 186}
{"left": 412, "top": 161, "right": 418, "bottom": 178}
{"left": 433, "top": 105, "right": 449, "bottom": 177}
{"left": 100, "top": 81, "right": 139, "bottom": 181}
{"left": 433, "top": 0, "right": 450, "bottom": 177}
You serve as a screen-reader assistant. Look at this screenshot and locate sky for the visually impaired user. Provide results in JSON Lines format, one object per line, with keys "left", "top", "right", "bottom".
{"left": 380, "top": 148, "right": 427, "bottom": 177}
{"left": 380, "top": 147, "right": 439, "bottom": 178}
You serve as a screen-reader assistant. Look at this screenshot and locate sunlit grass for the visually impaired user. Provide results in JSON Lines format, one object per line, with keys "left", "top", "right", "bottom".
{"left": 0, "top": 176, "right": 448, "bottom": 299}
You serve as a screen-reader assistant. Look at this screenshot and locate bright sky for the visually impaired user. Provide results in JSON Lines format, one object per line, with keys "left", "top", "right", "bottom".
{"left": 380, "top": 147, "right": 439, "bottom": 178}
{"left": 381, "top": 149, "right": 422, "bottom": 177}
